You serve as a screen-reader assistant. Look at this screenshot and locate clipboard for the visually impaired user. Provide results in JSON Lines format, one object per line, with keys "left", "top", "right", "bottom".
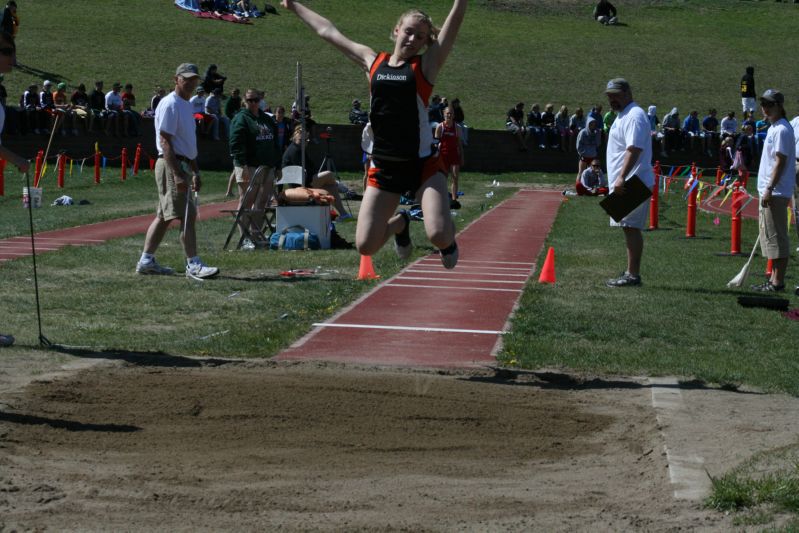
{"left": 599, "top": 175, "right": 653, "bottom": 222}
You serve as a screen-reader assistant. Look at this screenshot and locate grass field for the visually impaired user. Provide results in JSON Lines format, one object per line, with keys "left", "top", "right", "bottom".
{"left": 7, "top": 1, "right": 799, "bottom": 130}
{"left": 3, "top": 1, "right": 799, "bottom": 525}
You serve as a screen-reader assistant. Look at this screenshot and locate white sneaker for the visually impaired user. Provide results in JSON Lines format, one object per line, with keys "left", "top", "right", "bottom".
{"left": 136, "top": 259, "right": 174, "bottom": 275}
{"left": 241, "top": 238, "right": 256, "bottom": 251}
{"left": 439, "top": 242, "right": 459, "bottom": 270}
{"left": 186, "top": 261, "right": 219, "bottom": 279}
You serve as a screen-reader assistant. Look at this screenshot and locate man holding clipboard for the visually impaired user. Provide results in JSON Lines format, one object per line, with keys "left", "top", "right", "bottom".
{"left": 603, "top": 78, "right": 654, "bottom": 287}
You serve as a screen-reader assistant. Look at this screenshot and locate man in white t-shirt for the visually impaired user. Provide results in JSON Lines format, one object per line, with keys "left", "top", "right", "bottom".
{"left": 604, "top": 78, "right": 654, "bottom": 287}
{"left": 789, "top": 112, "right": 799, "bottom": 249}
{"left": 135, "top": 63, "right": 219, "bottom": 280}
{"left": 752, "top": 89, "right": 795, "bottom": 292}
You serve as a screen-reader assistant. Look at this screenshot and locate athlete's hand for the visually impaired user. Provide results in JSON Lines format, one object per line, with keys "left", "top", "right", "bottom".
{"left": 613, "top": 177, "right": 625, "bottom": 194}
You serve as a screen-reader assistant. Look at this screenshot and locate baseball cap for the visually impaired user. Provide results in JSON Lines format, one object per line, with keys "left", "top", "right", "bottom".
{"left": 352, "top": 99, "right": 360, "bottom": 106}
{"left": 760, "top": 89, "right": 784, "bottom": 105}
{"left": 43, "top": 80, "right": 52, "bottom": 87}
{"left": 112, "top": 82, "right": 121, "bottom": 89}
{"left": 605, "top": 78, "right": 631, "bottom": 94}
{"left": 57, "top": 82, "right": 66, "bottom": 90}
{"left": 175, "top": 63, "right": 200, "bottom": 79}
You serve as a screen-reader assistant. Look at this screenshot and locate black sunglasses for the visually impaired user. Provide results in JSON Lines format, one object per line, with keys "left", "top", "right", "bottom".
{"left": 0, "top": 47, "right": 15, "bottom": 57}
{"left": 245, "top": 97, "right": 261, "bottom": 103}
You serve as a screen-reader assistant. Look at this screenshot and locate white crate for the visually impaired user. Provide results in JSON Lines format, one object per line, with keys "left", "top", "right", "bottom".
{"left": 276, "top": 205, "right": 331, "bottom": 249}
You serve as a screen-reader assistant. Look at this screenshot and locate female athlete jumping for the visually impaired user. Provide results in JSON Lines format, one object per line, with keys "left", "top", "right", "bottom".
{"left": 281, "top": 0, "right": 467, "bottom": 268}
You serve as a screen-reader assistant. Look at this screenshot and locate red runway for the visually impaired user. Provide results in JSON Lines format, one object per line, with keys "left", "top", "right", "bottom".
{"left": 277, "top": 189, "right": 563, "bottom": 368}
{"left": 0, "top": 200, "right": 238, "bottom": 262}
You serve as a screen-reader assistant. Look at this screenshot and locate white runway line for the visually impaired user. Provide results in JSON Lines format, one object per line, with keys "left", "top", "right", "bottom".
{"left": 312, "top": 323, "right": 505, "bottom": 335}
{"left": 405, "top": 269, "right": 529, "bottom": 278}
{"left": 397, "top": 276, "right": 526, "bottom": 285}
{"left": 386, "top": 283, "right": 521, "bottom": 293}
{"left": 650, "top": 377, "right": 710, "bottom": 500}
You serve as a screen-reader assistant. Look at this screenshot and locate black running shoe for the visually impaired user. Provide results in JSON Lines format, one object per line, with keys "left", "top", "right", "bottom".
{"left": 394, "top": 210, "right": 412, "bottom": 260}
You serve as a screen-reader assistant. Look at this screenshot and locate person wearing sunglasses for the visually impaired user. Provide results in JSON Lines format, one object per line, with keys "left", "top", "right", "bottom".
{"left": 0, "top": 30, "right": 29, "bottom": 347}
{"left": 751, "top": 89, "right": 796, "bottom": 293}
{"left": 228, "top": 88, "right": 282, "bottom": 248}
{"left": 281, "top": 0, "right": 466, "bottom": 269}
{"left": 576, "top": 159, "right": 608, "bottom": 197}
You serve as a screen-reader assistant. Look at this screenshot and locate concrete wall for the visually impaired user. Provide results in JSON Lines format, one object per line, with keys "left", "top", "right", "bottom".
{"left": 4, "top": 119, "right": 730, "bottom": 175}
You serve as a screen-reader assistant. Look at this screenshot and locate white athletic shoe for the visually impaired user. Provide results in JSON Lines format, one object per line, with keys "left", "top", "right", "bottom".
{"left": 136, "top": 259, "right": 174, "bottom": 275}
{"left": 186, "top": 261, "right": 219, "bottom": 279}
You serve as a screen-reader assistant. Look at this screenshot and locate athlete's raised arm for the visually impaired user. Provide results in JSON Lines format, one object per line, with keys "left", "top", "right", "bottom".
{"left": 281, "top": 0, "right": 377, "bottom": 74}
{"left": 422, "top": 0, "right": 467, "bottom": 83}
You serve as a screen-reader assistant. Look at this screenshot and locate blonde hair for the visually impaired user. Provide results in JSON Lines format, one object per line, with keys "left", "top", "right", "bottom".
{"left": 391, "top": 9, "right": 439, "bottom": 45}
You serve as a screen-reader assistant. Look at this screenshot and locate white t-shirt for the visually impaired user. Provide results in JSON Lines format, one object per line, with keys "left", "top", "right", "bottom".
{"left": 105, "top": 90, "right": 123, "bottom": 111}
{"left": 155, "top": 91, "right": 198, "bottom": 160}
{"left": 757, "top": 117, "right": 796, "bottom": 198}
{"left": 789, "top": 116, "right": 799, "bottom": 158}
{"left": 606, "top": 101, "right": 654, "bottom": 191}
{"left": 720, "top": 117, "right": 737, "bottom": 135}
{"left": 189, "top": 95, "right": 206, "bottom": 114}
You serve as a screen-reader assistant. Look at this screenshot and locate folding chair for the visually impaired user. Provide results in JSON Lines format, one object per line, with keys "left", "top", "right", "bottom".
{"left": 222, "top": 166, "right": 277, "bottom": 250}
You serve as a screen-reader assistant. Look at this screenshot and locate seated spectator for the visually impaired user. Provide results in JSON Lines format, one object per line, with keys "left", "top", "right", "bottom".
{"left": 52, "top": 82, "right": 77, "bottom": 136}
{"left": 450, "top": 97, "right": 469, "bottom": 145}
{"left": 647, "top": 105, "right": 665, "bottom": 155}
{"left": 554, "top": 105, "right": 572, "bottom": 151}
{"left": 542, "top": 103, "right": 558, "bottom": 148}
{"left": 505, "top": 101, "right": 527, "bottom": 151}
{"left": 527, "top": 103, "right": 545, "bottom": 148}
{"left": 205, "top": 87, "right": 227, "bottom": 140}
{"left": 588, "top": 105, "right": 603, "bottom": 124}
{"left": 70, "top": 83, "right": 91, "bottom": 133}
{"left": 577, "top": 159, "right": 609, "bottom": 196}
{"left": 121, "top": 83, "right": 141, "bottom": 136}
{"left": 682, "top": 109, "right": 700, "bottom": 149}
{"left": 602, "top": 108, "right": 616, "bottom": 133}
{"left": 282, "top": 125, "right": 350, "bottom": 218}
{"left": 349, "top": 98, "right": 368, "bottom": 125}
{"left": 88, "top": 80, "right": 109, "bottom": 134}
{"left": 274, "top": 105, "right": 292, "bottom": 151}
{"left": 576, "top": 116, "right": 601, "bottom": 183}
{"left": 720, "top": 110, "right": 737, "bottom": 139}
{"left": 104, "top": 82, "right": 126, "bottom": 136}
{"left": 569, "top": 107, "right": 586, "bottom": 136}
{"left": 661, "top": 107, "right": 681, "bottom": 154}
{"left": 702, "top": 108, "right": 719, "bottom": 156}
{"left": 428, "top": 94, "right": 444, "bottom": 129}
{"left": 20, "top": 83, "right": 43, "bottom": 134}
{"left": 755, "top": 116, "right": 769, "bottom": 146}
{"left": 202, "top": 64, "right": 226, "bottom": 94}
{"left": 741, "top": 110, "right": 756, "bottom": 133}
{"left": 39, "top": 80, "right": 58, "bottom": 134}
{"left": 225, "top": 87, "right": 242, "bottom": 120}
{"left": 190, "top": 86, "right": 217, "bottom": 137}
{"left": 593, "top": 0, "right": 618, "bottom": 25}
{"left": 146, "top": 86, "right": 166, "bottom": 117}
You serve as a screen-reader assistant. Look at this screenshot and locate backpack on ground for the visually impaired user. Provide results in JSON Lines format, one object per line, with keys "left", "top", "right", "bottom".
{"left": 269, "top": 224, "right": 321, "bottom": 251}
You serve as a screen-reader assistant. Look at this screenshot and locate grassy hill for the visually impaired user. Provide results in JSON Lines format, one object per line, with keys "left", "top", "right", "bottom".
{"left": 8, "top": 0, "right": 799, "bottom": 130}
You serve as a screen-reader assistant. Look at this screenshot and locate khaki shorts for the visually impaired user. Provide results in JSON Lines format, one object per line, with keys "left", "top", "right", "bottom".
{"left": 154, "top": 158, "right": 193, "bottom": 222}
{"left": 234, "top": 165, "right": 275, "bottom": 185}
{"left": 610, "top": 197, "right": 650, "bottom": 230}
{"left": 759, "top": 196, "right": 791, "bottom": 259}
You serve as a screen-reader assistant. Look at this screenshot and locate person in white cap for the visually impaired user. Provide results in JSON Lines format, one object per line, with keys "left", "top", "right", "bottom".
{"left": 603, "top": 77, "right": 654, "bottom": 287}
{"left": 136, "top": 63, "right": 219, "bottom": 279}
{"left": 751, "top": 89, "right": 795, "bottom": 292}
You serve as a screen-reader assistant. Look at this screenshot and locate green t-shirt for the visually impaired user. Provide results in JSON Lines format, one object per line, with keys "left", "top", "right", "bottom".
{"left": 228, "top": 108, "right": 281, "bottom": 168}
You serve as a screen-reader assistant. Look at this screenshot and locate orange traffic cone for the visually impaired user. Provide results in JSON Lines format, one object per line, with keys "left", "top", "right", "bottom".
{"left": 538, "top": 247, "right": 556, "bottom": 284}
{"left": 357, "top": 255, "right": 380, "bottom": 280}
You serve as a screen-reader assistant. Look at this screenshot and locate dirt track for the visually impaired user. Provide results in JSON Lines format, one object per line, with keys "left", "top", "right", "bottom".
{"left": 2, "top": 354, "right": 798, "bottom": 531}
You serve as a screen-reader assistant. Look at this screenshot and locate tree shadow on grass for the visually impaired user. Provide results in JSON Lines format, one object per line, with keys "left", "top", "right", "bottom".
{"left": 0, "top": 410, "right": 140, "bottom": 432}
{"left": 463, "top": 367, "right": 764, "bottom": 395}
{"left": 14, "top": 63, "right": 69, "bottom": 81}
{"left": 50, "top": 345, "right": 235, "bottom": 368}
